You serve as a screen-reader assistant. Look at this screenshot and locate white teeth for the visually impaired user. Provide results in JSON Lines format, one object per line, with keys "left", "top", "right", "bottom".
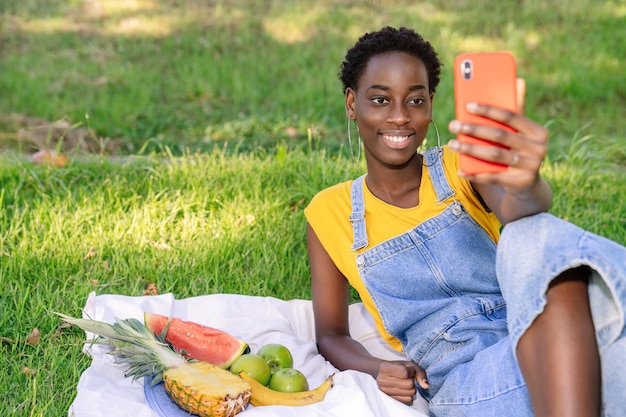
{"left": 382, "top": 135, "right": 410, "bottom": 143}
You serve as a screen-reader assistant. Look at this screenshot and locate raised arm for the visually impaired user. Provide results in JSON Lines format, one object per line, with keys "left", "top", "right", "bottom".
{"left": 306, "top": 224, "right": 428, "bottom": 404}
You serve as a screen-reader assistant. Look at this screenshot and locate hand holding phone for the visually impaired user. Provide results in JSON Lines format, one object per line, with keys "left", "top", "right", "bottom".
{"left": 453, "top": 51, "right": 518, "bottom": 175}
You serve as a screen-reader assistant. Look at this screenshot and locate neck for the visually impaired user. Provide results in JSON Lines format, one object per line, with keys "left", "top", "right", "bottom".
{"left": 365, "top": 153, "right": 423, "bottom": 208}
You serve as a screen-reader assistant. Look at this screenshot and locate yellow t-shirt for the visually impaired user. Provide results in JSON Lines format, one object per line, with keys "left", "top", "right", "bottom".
{"left": 304, "top": 146, "right": 501, "bottom": 351}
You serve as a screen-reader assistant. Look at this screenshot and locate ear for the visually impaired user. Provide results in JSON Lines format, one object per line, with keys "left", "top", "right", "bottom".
{"left": 345, "top": 87, "right": 356, "bottom": 120}
{"left": 429, "top": 93, "right": 435, "bottom": 120}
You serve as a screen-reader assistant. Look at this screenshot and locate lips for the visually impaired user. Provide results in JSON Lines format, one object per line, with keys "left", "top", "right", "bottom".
{"left": 381, "top": 134, "right": 411, "bottom": 143}
{"left": 380, "top": 132, "right": 414, "bottom": 148}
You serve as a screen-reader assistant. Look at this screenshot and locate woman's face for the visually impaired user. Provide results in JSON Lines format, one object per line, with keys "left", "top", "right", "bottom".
{"left": 346, "top": 51, "right": 433, "bottom": 168}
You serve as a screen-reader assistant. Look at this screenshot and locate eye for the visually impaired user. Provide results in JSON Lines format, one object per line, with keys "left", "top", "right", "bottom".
{"left": 408, "top": 97, "right": 425, "bottom": 105}
{"left": 370, "top": 96, "right": 389, "bottom": 105}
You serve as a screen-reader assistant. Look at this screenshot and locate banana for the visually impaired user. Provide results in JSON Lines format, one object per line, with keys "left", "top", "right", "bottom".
{"left": 239, "top": 371, "right": 334, "bottom": 407}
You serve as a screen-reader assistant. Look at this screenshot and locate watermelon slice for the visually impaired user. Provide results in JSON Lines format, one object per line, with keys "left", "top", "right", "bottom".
{"left": 144, "top": 312, "right": 249, "bottom": 369}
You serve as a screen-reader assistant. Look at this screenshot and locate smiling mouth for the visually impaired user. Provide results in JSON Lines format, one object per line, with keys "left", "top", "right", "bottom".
{"left": 381, "top": 134, "right": 412, "bottom": 143}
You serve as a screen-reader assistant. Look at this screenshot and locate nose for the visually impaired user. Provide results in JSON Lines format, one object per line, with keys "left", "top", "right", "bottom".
{"left": 387, "top": 102, "right": 410, "bottom": 126}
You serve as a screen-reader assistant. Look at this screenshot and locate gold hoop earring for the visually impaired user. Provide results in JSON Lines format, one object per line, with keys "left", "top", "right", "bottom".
{"left": 430, "top": 118, "right": 441, "bottom": 148}
{"left": 347, "top": 118, "right": 362, "bottom": 163}
{"left": 423, "top": 118, "right": 443, "bottom": 166}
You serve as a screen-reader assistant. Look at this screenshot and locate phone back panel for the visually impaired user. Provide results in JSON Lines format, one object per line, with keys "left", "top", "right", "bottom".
{"left": 454, "top": 51, "right": 518, "bottom": 174}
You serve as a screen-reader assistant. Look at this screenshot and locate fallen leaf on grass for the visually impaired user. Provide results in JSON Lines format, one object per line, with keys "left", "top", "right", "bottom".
{"left": 84, "top": 246, "right": 97, "bottom": 259}
{"left": 31, "top": 150, "right": 69, "bottom": 167}
{"left": 26, "top": 328, "right": 40, "bottom": 345}
{"left": 284, "top": 126, "right": 298, "bottom": 139}
{"left": 235, "top": 214, "right": 256, "bottom": 227}
{"left": 22, "top": 366, "right": 37, "bottom": 376}
{"left": 289, "top": 197, "right": 306, "bottom": 212}
{"left": 143, "top": 282, "right": 159, "bottom": 295}
{"left": 149, "top": 240, "right": 171, "bottom": 250}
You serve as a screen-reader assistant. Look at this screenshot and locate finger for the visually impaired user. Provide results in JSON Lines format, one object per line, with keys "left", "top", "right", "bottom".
{"left": 449, "top": 117, "right": 547, "bottom": 152}
{"left": 378, "top": 375, "right": 418, "bottom": 391}
{"left": 378, "top": 383, "right": 418, "bottom": 404}
{"left": 405, "top": 363, "right": 429, "bottom": 388}
{"left": 416, "top": 377, "right": 430, "bottom": 389}
{"left": 461, "top": 168, "right": 537, "bottom": 184}
{"left": 379, "top": 361, "right": 415, "bottom": 379}
{"left": 448, "top": 139, "right": 543, "bottom": 173}
{"left": 377, "top": 364, "right": 419, "bottom": 390}
{"left": 391, "top": 394, "right": 415, "bottom": 405}
{"left": 449, "top": 119, "right": 516, "bottom": 148}
{"left": 413, "top": 370, "right": 430, "bottom": 389}
{"left": 461, "top": 171, "right": 542, "bottom": 192}
{"left": 447, "top": 116, "right": 547, "bottom": 169}
{"left": 378, "top": 361, "right": 430, "bottom": 390}
{"left": 386, "top": 393, "right": 415, "bottom": 405}
{"left": 464, "top": 102, "right": 548, "bottom": 141}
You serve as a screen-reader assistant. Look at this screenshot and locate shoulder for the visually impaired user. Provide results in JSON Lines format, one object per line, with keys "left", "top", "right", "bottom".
{"left": 305, "top": 180, "right": 353, "bottom": 216}
{"left": 305, "top": 180, "right": 356, "bottom": 252}
{"left": 438, "top": 145, "right": 475, "bottom": 197}
{"left": 438, "top": 146, "right": 502, "bottom": 240}
{"left": 304, "top": 180, "right": 356, "bottom": 240}
{"left": 440, "top": 145, "right": 460, "bottom": 172}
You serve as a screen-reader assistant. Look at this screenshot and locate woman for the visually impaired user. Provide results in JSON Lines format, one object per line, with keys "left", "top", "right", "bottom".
{"left": 304, "top": 27, "right": 625, "bottom": 416}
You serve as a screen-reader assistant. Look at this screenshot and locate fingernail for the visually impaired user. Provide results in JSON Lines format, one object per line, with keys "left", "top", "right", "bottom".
{"left": 467, "top": 102, "right": 479, "bottom": 112}
{"left": 449, "top": 121, "right": 461, "bottom": 132}
{"left": 447, "top": 139, "right": 459, "bottom": 150}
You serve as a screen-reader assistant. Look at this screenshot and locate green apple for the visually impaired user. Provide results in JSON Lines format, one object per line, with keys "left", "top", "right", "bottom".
{"left": 229, "top": 353, "right": 271, "bottom": 386}
{"left": 268, "top": 368, "right": 309, "bottom": 393}
{"left": 257, "top": 343, "right": 293, "bottom": 375}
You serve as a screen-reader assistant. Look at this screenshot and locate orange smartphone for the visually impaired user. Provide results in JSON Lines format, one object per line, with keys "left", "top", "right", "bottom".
{"left": 453, "top": 51, "right": 518, "bottom": 174}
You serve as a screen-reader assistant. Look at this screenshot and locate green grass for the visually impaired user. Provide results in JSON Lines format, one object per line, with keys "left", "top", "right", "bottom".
{"left": 0, "top": 146, "right": 360, "bottom": 416}
{"left": 1, "top": 143, "right": 625, "bottom": 416}
{"left": 1, "top": 1, "right": 625, "bottom": 416}
{"left": 1, "top": 0, "right": 624, "bottom": 155}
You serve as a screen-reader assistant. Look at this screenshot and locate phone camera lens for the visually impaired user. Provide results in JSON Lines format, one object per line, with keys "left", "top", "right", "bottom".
{"left": 461, "top": 59, "right": 472, "bottom": 80}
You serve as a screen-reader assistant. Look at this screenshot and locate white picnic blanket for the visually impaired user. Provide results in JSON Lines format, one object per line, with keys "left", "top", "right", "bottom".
{"left": 69, "top": 292, "right": 430, "bottom": 417}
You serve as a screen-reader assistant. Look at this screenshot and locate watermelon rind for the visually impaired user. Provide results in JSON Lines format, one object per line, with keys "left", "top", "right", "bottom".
{"left": 144, "top": 312, "right": 248, "bottom": 369}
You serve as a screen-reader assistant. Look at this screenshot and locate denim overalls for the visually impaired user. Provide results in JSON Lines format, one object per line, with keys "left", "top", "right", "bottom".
{"left": 349, "top": 147, "right": 626, "bottom": 416}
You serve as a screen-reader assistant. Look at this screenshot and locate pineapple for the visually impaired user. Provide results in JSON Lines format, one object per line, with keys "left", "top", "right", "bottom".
{"left": 59, "top": 313, "right": 251, "bottom": 417}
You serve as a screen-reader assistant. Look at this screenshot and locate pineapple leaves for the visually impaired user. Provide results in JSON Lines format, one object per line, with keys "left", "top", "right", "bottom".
{"left": 56, "top": 312, "right": 188, "bottom": 380}
{"left": 157, "top": 317, "right": 172, "bottom": 342}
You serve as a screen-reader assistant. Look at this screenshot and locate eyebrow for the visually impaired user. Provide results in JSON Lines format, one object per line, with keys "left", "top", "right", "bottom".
{"left": 366, "top": 84, "right": 428, "bottom": 92}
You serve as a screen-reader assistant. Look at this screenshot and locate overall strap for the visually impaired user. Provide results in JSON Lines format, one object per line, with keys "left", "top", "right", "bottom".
{"left": 423, "top": 147, "right": 455, "bottom": 204}
{"left": 350, "top": 148, "right": 455, "bottom": 251}
{"left": 350, "top": 175, "right": 368, "bottom": 251}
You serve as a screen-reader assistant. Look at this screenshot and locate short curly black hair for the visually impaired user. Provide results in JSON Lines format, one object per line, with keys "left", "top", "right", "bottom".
{"left": 339, "top": 26, "right": 442, "bottom": 94}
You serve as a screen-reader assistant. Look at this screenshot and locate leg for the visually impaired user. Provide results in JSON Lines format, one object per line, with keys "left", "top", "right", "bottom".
{"left": 516, "top": 266, "right": 601, "bottom": 417}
